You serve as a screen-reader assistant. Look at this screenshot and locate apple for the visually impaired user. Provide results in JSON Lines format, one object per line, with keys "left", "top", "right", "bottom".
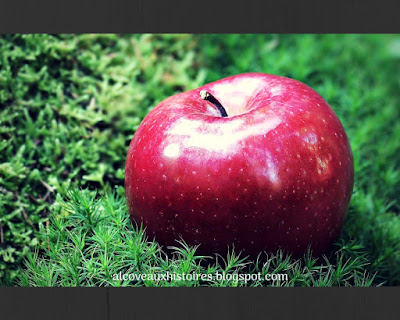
{"left": 125, "top": 73, "right": 354, "bottom": 258}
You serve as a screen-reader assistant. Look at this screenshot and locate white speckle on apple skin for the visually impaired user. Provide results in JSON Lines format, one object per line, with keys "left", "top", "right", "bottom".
{"left": 303, "top": 132, "right": 318, "bottom": 145}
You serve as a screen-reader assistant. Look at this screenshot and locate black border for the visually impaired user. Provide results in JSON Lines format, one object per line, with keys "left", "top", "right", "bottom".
{"left": 0, "top": 288, "right": 398, "bottom": 319}
{"left": 0, "top": 0, "right": 399, "bottom": 33}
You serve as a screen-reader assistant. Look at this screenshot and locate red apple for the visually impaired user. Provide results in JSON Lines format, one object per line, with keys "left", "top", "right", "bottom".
{"left": 125, "top": 73, "right": 354, "bottom": 257}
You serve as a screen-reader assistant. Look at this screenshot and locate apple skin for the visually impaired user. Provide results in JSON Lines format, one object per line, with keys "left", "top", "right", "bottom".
{"left": 125, "top": 73, "right": 354, "bottom": 257}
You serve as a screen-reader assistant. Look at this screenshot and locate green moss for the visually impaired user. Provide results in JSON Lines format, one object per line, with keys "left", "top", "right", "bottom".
{"left": 0, "top": 34, "right": 205, "bottom": 284}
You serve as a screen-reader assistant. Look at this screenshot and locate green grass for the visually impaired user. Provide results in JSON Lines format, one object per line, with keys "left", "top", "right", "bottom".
{"left": 17, "top": 189, "right": 377, "bottom": 287}
{"left": 1, "top": 34, "right": 399, "bottom": 286}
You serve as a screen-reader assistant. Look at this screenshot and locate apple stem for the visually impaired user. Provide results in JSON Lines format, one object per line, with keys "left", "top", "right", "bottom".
{"left": 200, "top": 90, "right": 228, "bottom": 117}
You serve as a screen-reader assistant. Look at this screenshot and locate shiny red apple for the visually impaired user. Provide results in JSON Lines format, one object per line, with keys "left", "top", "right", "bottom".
{"left": 125, "top": 73, "right": 354, "bottom": 257}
